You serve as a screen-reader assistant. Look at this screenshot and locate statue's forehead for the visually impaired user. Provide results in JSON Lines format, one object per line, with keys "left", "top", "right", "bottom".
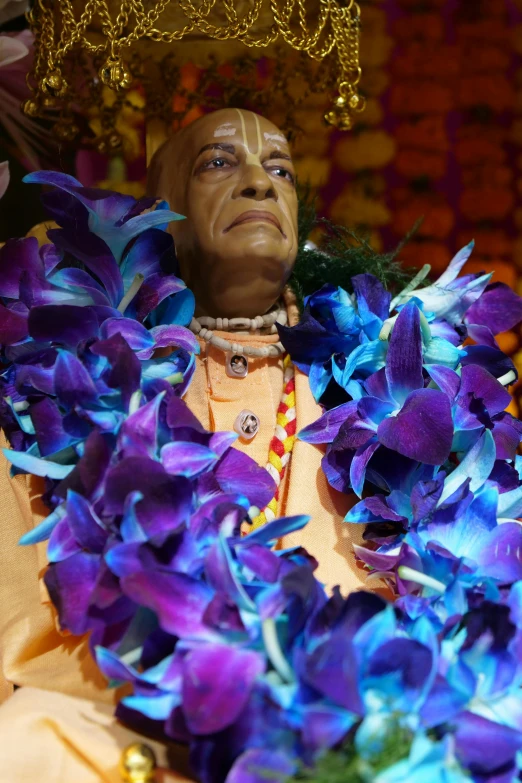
{"left": 187, "top": 109, "right": 291, "bottom": 158}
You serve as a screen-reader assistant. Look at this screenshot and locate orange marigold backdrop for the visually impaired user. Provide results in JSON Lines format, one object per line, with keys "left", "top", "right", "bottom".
{"left": 70, "top": 0, "right": 522, "bottom": 415}
{"left": 311, "top": 0, "right": 522, "bottom": 419}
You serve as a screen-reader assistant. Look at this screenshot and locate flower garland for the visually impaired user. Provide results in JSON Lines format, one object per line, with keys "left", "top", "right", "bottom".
{"left": 3, "top": 174, "right": 522, "bottom": 782}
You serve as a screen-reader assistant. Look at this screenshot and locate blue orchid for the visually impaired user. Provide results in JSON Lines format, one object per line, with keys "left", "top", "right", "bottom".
{"left": 5, "top": 172, "right": 522, "bottom": 783}
{"left": 301, "top": 301, "right": 454, "bottom": 496}
{"left": 277, "top": 275, "right": 390, "bottom": 402}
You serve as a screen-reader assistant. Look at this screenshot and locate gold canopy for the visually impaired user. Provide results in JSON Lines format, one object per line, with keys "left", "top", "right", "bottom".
{"left": 23, "top": 0, "right": 365, "bottom": 148}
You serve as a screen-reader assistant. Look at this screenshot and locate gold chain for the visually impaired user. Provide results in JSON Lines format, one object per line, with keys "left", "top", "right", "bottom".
{"left": 25, "top": 0, "right": 363, "bottom": 134}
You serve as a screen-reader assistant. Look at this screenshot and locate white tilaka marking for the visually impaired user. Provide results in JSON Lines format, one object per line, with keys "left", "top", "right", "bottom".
{"left": 264, "top": 131, "right": 287, "bottom": 144}
{"left": 214, "top": 123, "right": 237, "bottom": 137}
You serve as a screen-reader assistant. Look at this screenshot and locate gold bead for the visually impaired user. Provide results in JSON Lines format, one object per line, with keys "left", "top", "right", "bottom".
{"left": 337, "top": 113, "right": 354, "bottom": 131}
{"left": 95, "top": 132, "right": 123, "bottom": 155}
{"left": 99, "top": 58, "right": 133, "bottom": 90}
{"left": 53, "top": 120, "right": 79, "bottom": 141}
{"left": 42, "top": 69, "right": 68, "bottom": 98}
{"left": 108, "top": 132, "right": 123, "bottom": 150}
{"left": 334, "top": 95, "right": 347, "bottom": 109}
{"left": 41, "top": 95, "right": 57, "bottom": 110}
{"left": 22, "top": 98, "right": 40, "bottom": 117}
{"left": 324, "top": 109, "right": 338, "bottom": 127}
{"left": 119, "top": 743, "right": 157, "bottom": 783}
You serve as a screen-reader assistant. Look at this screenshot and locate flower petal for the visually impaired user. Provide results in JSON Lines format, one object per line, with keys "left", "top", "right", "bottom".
{"left": 2, "top": 447, "right": 74, "bottom": 479}
{"left": 215, "top": 449, "right": 276, "bottom": 510}
{"left": 0, "top": 302, "right": 28, "bottom": 345}
{"left": 44, "top": 551, "right": 99, "bottom": 635}
{"left": 121, "top": 571, "right": 218, "bottom": 640}
{"left": 352, "top": 273, "right": 391, "bottom": 322}
{"left": 350, "top": 437, "right": 380, "bottom": 497}
{"left": 378, "top": 389, "right": 453, "bottom": 466}
{"left": 298, "top": 401, "right": 357, "bottom": 445}
{"left": 28, "top": 304, "right": 99, "bottom": 346}
{"left": 182, "top": 644, "right": 264, "bottom": 734}
{"left": 54, "top": 351, "right": 98, "bottom": 407}
{"left": 386, "top": 301, "right": 424, "bottom": 405}
{"left": 465, "top": 282, "right": 522, "bottom": 335}
{"left": 161, "top": 442, "right": 219, "bottom": 478}
{"left": 149, "top": 325, "right": 198, "bottom": 354}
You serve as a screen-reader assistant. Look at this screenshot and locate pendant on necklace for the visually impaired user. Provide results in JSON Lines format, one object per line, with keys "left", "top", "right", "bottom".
{"left": 226, "top": 352, "right": 248, "bottom": 378}
{"left": 234, "top": 409, "right": 260, "bottom": 440}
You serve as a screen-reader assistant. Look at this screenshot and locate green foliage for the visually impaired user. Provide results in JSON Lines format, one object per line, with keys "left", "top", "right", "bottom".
{"left": 291, "top": 723, "right": 414, "bottom": 783}
{"left": 290, "top": 188, "right": 416, "bottom": 313}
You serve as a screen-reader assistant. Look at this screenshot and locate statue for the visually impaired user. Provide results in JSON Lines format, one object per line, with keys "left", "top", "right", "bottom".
{"left": 147, "top": 108, "right": 299, "bottom": 320}
{"left": 0, "top": 109, "right": 372, "bottom": 779}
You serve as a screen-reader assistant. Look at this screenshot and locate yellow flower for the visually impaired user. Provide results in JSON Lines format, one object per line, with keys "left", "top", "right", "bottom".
{"left": 89, "top": 88, "right": 145, "bottom": 161}
{"left": 360, "top": 34, "right": 394, "bottom": 68}
{"left": 333, "top": 130, "right": 396, "bottom": 171}
{"left": 360, "top": 7, "right": 387, "bottom": 36}
{"left": 293, "top": 156, "right": 332, "bottom": 188}
{"left": 330, "top": 188, "right": 391, "bottom": 228}
{"left": 96, "top": 157, "right": 146, "bottom": 199}
{"left": 360, "top": 68, "right": 390, "bottom": 98}
{"left": 97, "top": 178, "right": 146, "bottom": 198}
{"left": 354, "top": 97, "right": 384, "bottom": 127}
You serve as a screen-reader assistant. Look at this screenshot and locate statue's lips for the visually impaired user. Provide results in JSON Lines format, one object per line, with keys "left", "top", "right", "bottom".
{"left": 224, "top": 211, "right": 283, "bottom": 234}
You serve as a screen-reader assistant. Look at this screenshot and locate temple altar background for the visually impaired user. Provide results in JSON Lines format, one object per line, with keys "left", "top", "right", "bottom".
{"left": 1, "top": 0, "right": 522, "bottom": 412}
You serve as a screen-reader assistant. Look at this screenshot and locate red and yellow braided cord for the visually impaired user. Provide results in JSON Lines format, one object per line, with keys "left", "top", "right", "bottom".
{"left": 250, "top": 353, "right": 296, "bottom": 531}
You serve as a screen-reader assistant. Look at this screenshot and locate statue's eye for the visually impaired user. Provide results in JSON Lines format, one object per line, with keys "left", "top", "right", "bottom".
{"left": 269, "top": 166, "right": 295, "bottom": 184}
{"left": 208, "top": 157, "right": 230, "bottom": 168}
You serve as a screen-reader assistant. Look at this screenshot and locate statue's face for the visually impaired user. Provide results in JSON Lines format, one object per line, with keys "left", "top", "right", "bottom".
{"left": 152, "top": 109, "right": 298, "bottom": 317}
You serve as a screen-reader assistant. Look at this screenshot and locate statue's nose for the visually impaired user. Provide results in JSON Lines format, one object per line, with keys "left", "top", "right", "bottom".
{"left": 233, "top": 163, "right": 277, "bottom": 201}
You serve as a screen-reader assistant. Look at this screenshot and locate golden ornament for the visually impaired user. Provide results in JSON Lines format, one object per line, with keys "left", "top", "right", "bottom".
{"left": 53, "top": 120, "right": 80, "bottom": 142}
{"left": 26, "top": 0, "right": 365, "bottom": 143}
{"left": 21, "top": 99, "right": 40, "bottom": 118}
{"left": 42, "top": 69, "right": 68, "bottom": 98}
{"left": 100, "top": 59, "right": 133, "bottom": 91}
{"left": 119, "top": 742, "right": 157, "bottom": 783}
{"left": 95, "top": 131, "right": 124, "bottom": 155}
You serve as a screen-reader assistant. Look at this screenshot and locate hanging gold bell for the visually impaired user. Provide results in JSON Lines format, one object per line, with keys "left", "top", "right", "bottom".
{"left": 21, "top": 98, "right": 40, "bottom": 118}
{"left": 99, "top": 58, "right": 133, "bottom": 91}
{"left": 41, "top": 69, "right": 68, "bottom": 98}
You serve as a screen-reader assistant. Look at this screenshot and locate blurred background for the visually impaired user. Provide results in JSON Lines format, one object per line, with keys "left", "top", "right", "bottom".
{"left": 1, "top": 0, "right": 522, "bottom": 412}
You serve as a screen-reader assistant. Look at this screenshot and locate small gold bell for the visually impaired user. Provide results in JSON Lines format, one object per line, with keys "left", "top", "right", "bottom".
{"left": 53, "top": 120, "right": 80, "bottom": 142}
{"left": 99, "top": 58, "right": 133, "bottom": 90}
{"left": 42, "top": 95, "right": 58, "bottom": 110}
{"left": 337, "top": 113, "right": 354, "bottom": 131}
{"left": 349, "top": 93, "right": 367, "bottom": 113}
{"left": 42, "top": 69, "right": 68, "bottom": 98}
{"left": 119, "top": 742, "right": 157, "bottom": 783}
{"left": 21, "top": 98, "right": 40, "bottom": 117}
{"left": 95, "top": 132, "right": 123, "bottom": 155}
{"left": 323, "top": 109, "right": 338, "bottom": 127}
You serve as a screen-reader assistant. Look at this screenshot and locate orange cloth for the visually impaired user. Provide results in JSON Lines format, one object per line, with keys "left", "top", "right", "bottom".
{"left": 0, "top": 687, "right": 191, "bottom": 782}
{"left": 0, "top": 305, "right": 369, "bottom": 702}
{"left": 0, "top": 293, "right": 372, "bottom": 780}
{"left": 0, "top": 430, "right": 125, "bottom": 706}
{"left": 185, "top": 327, "right": 369, "bottom": 593}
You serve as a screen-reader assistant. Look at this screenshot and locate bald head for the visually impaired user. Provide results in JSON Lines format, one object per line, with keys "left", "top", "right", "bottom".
{"left": 147, "top": 109, "right": 298, "bottom": 318}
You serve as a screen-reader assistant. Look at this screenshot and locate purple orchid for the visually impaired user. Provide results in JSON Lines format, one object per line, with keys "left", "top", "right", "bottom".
{"left": 4, "top": 172, "right": 522, "bottom": 782}
{"left": 301, "top": 301, "right": 454, "bottom": 497}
